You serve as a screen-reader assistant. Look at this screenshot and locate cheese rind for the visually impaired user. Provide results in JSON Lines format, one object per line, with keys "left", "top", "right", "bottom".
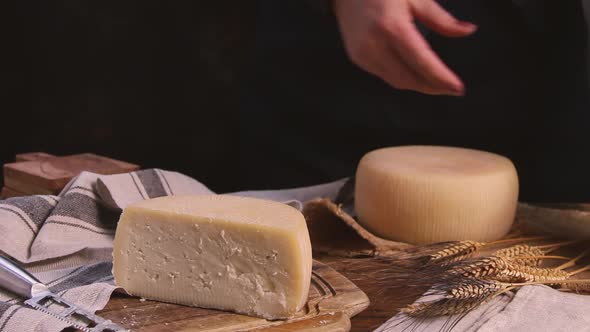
{"left": 112, "top": 195, "right": 312, "bottom": 320}
{"left": 355, "top": 146, "right": 519, "bottom": 244}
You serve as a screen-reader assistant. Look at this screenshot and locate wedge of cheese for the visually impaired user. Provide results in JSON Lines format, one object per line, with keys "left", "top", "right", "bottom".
{"left": 112, "top": 195, "right": 312, "bottom": 320}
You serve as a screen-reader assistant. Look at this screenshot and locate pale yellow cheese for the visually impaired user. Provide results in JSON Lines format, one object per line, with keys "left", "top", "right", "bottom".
{"left": 112, "top": 195, "right": 312, "bottom": 320}
{"left": 355, "top": 146, "right": 519, "bottom": 244}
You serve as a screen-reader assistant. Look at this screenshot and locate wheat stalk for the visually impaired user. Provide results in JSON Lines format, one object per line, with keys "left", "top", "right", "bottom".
{"left": 494, "top": 244, "right": 544, "bottom": 257}
{"left": 391, "top": 239, "right": 589, "bottom": 332}
{"left": 440, "top": 243, "right": 581, "bottom": 283}
{"left": 384, "top": 237, "right": 551, "bottom": 275}
{"left": 493, "top": 250, "right": 575, "bottom": 283}
{"left": 561, "top": 283, "right": 590, "bottom": 293}
{"left": 432, "top": 253, "right": 564, "bottom": 281}
{"left": 443, "top": 256, "right": 509, "bottom": 279}
{"left": 426, "top": 237, "right": 549, "bottom": 266}
{"left": 493, "top": 245, "right": 546, "bottom": 267}
{"left": 446, "top": 280, "right": 506, "bottom": 300}
{"left": 404, "top": 277, "right": 590, "bottom": 319}
{"left": 402, "top": 299, "right": 481, "bottom": 317}
{"left": 428, "top": 241, "right": 483, "bottom": 265}
{"left": 559, "top": 273, "right": 590, "bottom": 293}
{"left": 495, "top": 264, "right": 571, "bottom": 283}
{"left": 403, "top": 280, "right": 513, "bottom": 318}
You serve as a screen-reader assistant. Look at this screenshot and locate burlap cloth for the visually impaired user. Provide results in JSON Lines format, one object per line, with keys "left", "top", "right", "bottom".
{"left": 0, "top": 169, "right": 588, "bottom": 331}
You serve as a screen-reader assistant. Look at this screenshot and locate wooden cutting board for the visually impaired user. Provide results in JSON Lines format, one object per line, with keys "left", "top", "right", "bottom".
{"left": 98, "top": 260, "right": 369, "bottom": 331}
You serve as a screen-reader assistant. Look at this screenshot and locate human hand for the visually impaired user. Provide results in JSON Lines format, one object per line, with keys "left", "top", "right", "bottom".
{"left": 333, "top": 0, "right": 477, "bottom": 96}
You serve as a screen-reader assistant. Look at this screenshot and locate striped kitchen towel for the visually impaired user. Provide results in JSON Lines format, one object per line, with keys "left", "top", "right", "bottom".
{"left": 0, "top": 169, "right": 345, "bottom": 332}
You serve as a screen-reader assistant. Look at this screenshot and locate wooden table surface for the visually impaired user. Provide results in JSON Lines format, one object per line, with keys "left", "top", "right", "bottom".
{"left": 317, "top": 255, "right": 411, "bottom": 332}
{"left": 95, "top": 244, "right": 590, "bottom": 332}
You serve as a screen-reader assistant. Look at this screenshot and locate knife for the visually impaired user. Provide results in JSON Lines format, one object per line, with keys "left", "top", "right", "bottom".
{"left": 0, "top": 254, "right": 127, "bottom": 332}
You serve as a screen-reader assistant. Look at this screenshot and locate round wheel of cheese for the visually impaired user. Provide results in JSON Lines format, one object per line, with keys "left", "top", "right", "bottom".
{"left": 354, "top": 146, "right": 519, "bottom": 244}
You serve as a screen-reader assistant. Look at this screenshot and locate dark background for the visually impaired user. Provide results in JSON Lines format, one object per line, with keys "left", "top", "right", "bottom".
{"left": 3, "top": 1, "right": 590, "bottom": 200}
{"left": 3, "top": 1, "right": 254, "bottom": 193}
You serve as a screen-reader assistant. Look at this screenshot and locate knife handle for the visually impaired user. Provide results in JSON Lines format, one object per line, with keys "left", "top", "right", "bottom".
{"left": 0, "top": 254, "right": 47, "bottom": 298}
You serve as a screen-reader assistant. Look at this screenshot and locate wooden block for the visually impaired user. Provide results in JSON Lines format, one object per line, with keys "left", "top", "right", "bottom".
{"left": 0, "top": 187, "right": 28, "bottom": 199}
{"left": 3, "top": 153, "right": 140, "bottom": 194}
{"left": 3, "top": 177, "right": 60, "bottom": 195}
{"left": 62, "top": 153, "right": 140, "bottom": 177}
{"left": 15, "top": 152, "right": 56, "bottom": 162}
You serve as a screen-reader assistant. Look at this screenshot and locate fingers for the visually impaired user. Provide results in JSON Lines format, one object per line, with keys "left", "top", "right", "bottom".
{"left": 382, "top": 19, "right": 464, "bottom": 95}
{"left": 410, "top": 0, "right": 477, "bottom": 38}
{"left": 364, "top": 42, "right": 448, "bottom": 95}
{"left": 380, "top": 46, "right": 457, "bottom": 95}
{"left": 359, "top": 39, "right": 458, "bottom": 95}
{"left": 333, "top": 0, "right": 473, "bottom": 96}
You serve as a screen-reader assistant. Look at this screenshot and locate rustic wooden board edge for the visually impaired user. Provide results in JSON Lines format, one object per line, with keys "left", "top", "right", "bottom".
{"left": 256, "top": 312, "right": 351, "bottom": 332}
{"left": 310, "top": 261, "right": 370, "bottom": 318}
{"left": 98, "top": 260, "right": 370, "bottom": 331}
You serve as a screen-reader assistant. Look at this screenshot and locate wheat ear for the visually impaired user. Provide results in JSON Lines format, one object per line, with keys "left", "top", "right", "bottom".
{"left": 427, "top": 237, "right": 550, "bottom": 266}
{"left": 495, "top": 264, "right": 571, "bottom": 283}
{"left": 428, "top": 241, "right": 483, "bottom": 265}
{"left": 403, "top": 280, "right": 513, "bottom": 317}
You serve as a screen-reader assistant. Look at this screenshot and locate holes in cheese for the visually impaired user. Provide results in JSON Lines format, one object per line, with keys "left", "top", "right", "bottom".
{"left": 112, "top": 195, "right": 312, "bottom": 320}
{"left": 354, "top": 146, "right": 519, "bottom": 245}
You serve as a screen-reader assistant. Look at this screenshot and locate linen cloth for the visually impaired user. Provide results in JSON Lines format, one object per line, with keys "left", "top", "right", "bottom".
{"left": 0, "top": 169, "right": 588, "bottom": 332}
